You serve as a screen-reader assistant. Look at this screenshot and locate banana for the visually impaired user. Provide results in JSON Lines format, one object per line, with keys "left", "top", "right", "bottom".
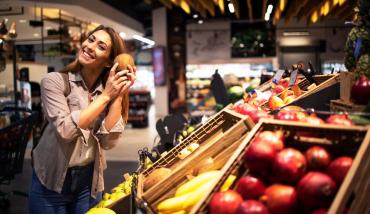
{"left": 182, "top": 179, "right": 218, "bottom": 209}
{"left": 220, "top": 175, "right": 237, "bottom": 192}
{"left": 157, "top": 192, "right": 192, "bottom": 213}
{"left": 175, "top": 170, "right": 221, "bottom": 196}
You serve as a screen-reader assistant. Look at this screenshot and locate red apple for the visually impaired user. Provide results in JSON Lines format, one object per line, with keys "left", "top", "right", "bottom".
{"left": 305, "top": 146, "right": 331, "bottom": 171}
{"left": 326, "top": 115, "right": 353, "bottom": 126}
{"left": 210, "top": 190, "right": 243, "bottom": 214}
{"left": 272, "top": 85, "right": 285, "bottom": 95}
{"left": 268, "top": 96, "right": 285, "bottom": 110}
{"left": 327, "top": 156, "right": 353, "bottom": 185}
{"left": 244, "top": 142, "right": 277, "bottom": 175}
{"left": 254, "top": 130, "right": 285, "bottom": 151}
{"left": 261, "top": 184, "right": 298, "bottom": 214}
{"left": 272, "top": 148, "right": 307, "bottom": 184}
{"left": 236, "top": 200, "right": 269, "bottom": 214}
{"left": 236, "top": 176, "right": 266, "bottom": 200}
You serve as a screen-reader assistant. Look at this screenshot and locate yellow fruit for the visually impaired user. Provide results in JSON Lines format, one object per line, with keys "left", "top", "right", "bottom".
{"left": 182, "top": 180, "right": 218, "bottom": 209}
{"left": 187, "top": 143, "right": 199, "bottom": 152}
{"left": 178, "top": 148, "right": 191, "bottom": 160}
{"left": 175, "top": 170, "right": 221, "bottom": 196}
{"left": 157, "top": 192, "right": 192, "bottom": 213}
{"left": 220, "top": 175, "right": 237, "bottom": 192}
{"left": 144, "top": 168, "right": 172, "bottom": 191}
{"left": 187, "top": 126, "right": 195, "bottom": 134}
{"left": 87, "top": 207, "right": 116, "bottom": 214}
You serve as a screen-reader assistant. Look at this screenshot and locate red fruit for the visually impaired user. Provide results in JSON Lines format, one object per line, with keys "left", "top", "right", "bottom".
{"left": 327, "top": 156, "right": 353, "bottom": 185}
{"left": 305, "top": 146, "right": 331, "bottom": 171}
{"left": 311, "top": 208, "right": 327, "bottom": 214}
{"left": 272, "top": 148, "right": 307, "bottom": 184}
{"left": 274, "top": 111, "right": 299, "bottom": 121}
{"left": 236, "top": 176, "right": 266, "bottom": 200}
{"left": 210, "top": 190, "right": 243, "bottom": 214}
{"left": 244, "top": 142, "right": 277, "bottom": 175}
{"left": 254, "top": 131, "right": 285, "bottom": 151}
{"left": 326, "top": 115, "right": 353, "bottom": 126}
{"left": 273, "top": 85, "right": 285, "bottom": 95}
{"left": 351, "top": 75, "right": 370, "bottom": 105}
{"left": 303, "top": 114, "right": 325, "bottom": 125}
{"left": 236, "top": 200, "right": 269, "bottom": 214}
{"left": 235, "top": 103, "right": 258, "bottom": 116}
{"left": 261, "top": 184, "right": 298, "bottom": 214}
{"left": 297, "top": 172, "right": 337, "bottom": 209}
{"left": 249, "top": 110, "right": 272, "bottom": 123}
{"left": 278, "top": 78, "right": 290, "bottom": 88}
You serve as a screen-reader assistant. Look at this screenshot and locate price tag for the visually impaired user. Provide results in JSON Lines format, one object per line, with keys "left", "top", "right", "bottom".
{"left": 272, "top": 69, "right": 285, "bottom": 84}
{"left": 289, "top": 70, "right": 298, "bottom": 87}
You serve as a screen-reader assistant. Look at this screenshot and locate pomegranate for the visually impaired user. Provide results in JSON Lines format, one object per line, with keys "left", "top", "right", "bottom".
{"left": 236, "top": 200, "right": 269, "bottom": 214}
{"left": 325, "top": 115, "right": 353, "bottom": 126}
{"left": 254, "top": 130, "right": 285, "bottom": 151}
{"left": 327, "top": 156, "right": 353, "bottom": 185}
{"left": 235, "top": 103, "right": 257, "bottom": 116}
{"left": 297, "top": 172, "right": 337, "bottom": 209}
{"left": 303, "top": 114, "right": 325, "bottom": 125}
{"left": 351, "top": 75, "right": 370, "bottom": 105}
{"left": 305, "top": 146, "right": 331, "bottom": 171}
{"left": 249, "top": 110, "right": 272, "bottom": 123}
{"left": 210, "top": 190, "right": 243, "bottom": 214}
{"left": 244, "top": 142, "right": 277, "bottom": 175}
{"left": 274, "top": 111, "right": 299, "bottom": 121}
{"left": 272, "top": 148, "right": 307, "bottom": 184}
{"left": 236, "top": 176, "right": 266, "bottom": 200}
{"left": 260, "top": 184, "right": 298, "bottom": 214}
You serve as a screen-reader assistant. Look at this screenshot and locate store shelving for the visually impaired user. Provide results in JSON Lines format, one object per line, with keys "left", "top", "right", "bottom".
{"left": 128, "top": 90, "right": 151, "bottom": 128}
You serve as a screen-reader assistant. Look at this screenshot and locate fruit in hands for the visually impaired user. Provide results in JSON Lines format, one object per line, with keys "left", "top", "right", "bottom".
{"left": 297, "top": 172, "right": 337, "bottom": 209}
{"left": 254, "top": 130, "right": 284, "bottom": 151}
{"left": 305, "top": 146, "right": 331, "bottom": 171}
{"left": 268, "top": 96, "right": 285, "bottom": 110}
{"left": 260, "top": 184, "right": 298, "bottom": 214}
{"left": 327, "top": 156, "right": 353, "bottom": 185}
{"left": 175, "top": 170, "right": 221, "bottom": 196}
{"left": 209, "top": 190, "right": 243, "bottom": 214}
{"left": 236, "top": 200, "right": 269, "bottom": 214}
{"left": 351, "top": 75, "right": 370, "bottom": 104}
{"left": 144, "top": 168, "right": 172, "bottom": 191}
{"left": 244, "top": 142, "right": 277, "bottom": 175}
{"left": 272, "top": 148, "right": 307, "bottom": 184}
{"left": 235, "top": 175, "right": 266, "bottom": 200}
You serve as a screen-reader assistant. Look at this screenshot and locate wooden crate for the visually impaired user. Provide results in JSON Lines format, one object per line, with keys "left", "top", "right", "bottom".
{"left": 191, "top": 119, "right": 370, "bottom": 214}
{"left": 136, "top": 107, "right": 254, "bottom": 204}
{"left": 339, "top": 72, "right": 355, "bottom": 103}
{"left": 330, "top": 99, "right": 366, "bottom": 113}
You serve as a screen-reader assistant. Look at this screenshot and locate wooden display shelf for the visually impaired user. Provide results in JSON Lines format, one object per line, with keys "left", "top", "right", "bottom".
{"left": 191, "top": 119, "right": 370, "bottom": 214}
{"left": 136, "top": 106, "right": 255, "bottom": 212}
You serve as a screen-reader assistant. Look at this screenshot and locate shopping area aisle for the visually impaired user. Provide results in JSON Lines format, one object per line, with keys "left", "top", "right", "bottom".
{"left": 1, "top": 106, "right": 158, "bottom": 213}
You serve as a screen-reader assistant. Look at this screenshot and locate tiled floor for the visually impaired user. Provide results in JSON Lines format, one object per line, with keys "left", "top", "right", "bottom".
{"left": 1, "top": 105, "right": 158, "bottom": 213}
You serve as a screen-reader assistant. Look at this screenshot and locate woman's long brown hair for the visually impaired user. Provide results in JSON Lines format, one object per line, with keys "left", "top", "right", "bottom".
{"left": 61, "top": 25, "right": 130, "bottom": 123}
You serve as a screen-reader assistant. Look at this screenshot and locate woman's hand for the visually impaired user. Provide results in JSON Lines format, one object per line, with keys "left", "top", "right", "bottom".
{"left": 117, "top": 64, "right": 137, "bottom": 97}
{"left": 102, "top": 63, "right": 130, "bottom": 100}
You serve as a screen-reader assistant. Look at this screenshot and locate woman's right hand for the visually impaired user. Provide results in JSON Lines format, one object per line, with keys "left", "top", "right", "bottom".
{"left": 102, "top": 63, "right": 130, "bottom": 100}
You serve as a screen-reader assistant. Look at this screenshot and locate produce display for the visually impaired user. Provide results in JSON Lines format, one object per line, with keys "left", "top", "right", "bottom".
{"left": 192, "top": 120, "right": 369, "bottom": 214}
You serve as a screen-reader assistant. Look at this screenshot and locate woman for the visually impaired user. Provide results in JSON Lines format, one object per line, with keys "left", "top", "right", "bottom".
{"left": 29, "top": 25, "right": 136, "bottom": 213}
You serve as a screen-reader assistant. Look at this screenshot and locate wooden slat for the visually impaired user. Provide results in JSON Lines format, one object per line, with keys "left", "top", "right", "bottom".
{"left": 231, "top": 0, "right": 240, "bottom": 19}
{"left": 159, "top": 0, "right": 173, "bottom": 9}
{"left": 199, "top": 0, "right": 216, "bottom": 16}
{"left": 246, "top": 0, "right": 253, "bottom": 20}
{"left": 296, "top": 0, "right": 320, "bottom": 21}
{"left": 187, "top": 0, "right": 208, "bottom": 18}
{"left": 262, "top": 0, "right": 267, "bottom": 20}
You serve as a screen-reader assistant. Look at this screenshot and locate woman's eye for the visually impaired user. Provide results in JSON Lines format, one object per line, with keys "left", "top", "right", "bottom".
{"left": 88, "top": 37, "right": 94, "bottom": 42}
{"left": 98, "top": 45, "right": 106, "bottom": 51}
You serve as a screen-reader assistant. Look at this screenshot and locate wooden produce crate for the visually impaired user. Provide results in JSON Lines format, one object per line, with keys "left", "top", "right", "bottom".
{"left": 330, "top": 99, "right": 366, "bottom": 113}
{"left": 287, "top": 74, "right": 340, "bottom": 111}
{"left": 136, "top": 107, "right": 254, "bottom": 206}
{"left": 192, "top": 119, "right": 370, "bottom": 214}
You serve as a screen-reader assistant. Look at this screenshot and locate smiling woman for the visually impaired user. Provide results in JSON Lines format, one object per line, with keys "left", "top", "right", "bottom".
{"left": 28, "top": 25, "right": 137, "bottom": 214}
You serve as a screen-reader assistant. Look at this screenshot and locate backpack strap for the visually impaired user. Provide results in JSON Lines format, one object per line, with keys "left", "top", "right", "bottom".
{"left": 61, "top": 72, "right": 71, "bottom": 96}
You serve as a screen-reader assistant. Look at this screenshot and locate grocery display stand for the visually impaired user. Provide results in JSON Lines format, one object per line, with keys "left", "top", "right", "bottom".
{"left": 136, "top": 106, "right": 255, "bottom": 213}
{"left": 128, "top": 90, "right": 151, "bottom": 128}
{"left": 191, "top": 119, "right": 370, "bottom": 214}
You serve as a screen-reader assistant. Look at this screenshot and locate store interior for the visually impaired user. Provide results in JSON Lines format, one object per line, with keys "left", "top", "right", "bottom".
{"left": 0, "top": 0, "right": 369, "bottom": 213}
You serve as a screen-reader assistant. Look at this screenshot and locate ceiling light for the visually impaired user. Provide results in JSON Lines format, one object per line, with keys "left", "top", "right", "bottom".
{"left": 267, "top": 4, "right": 273, "bottom": 14}
{"left": 283, "top": 31, "right": 310, "bottom": 36}
{"left": 133, "top": 34, "right": 155, "bottom": 46}
{"left": 264, "top": 13, "right": 270, "bottom": 21}
{"left": 19, "top": 19, "right": 27, "bottom": 23}
{"left": 193, "top": 14, "right": 198, "bottom": 19}
{"left": 228, "top": 3, "right": 235, "bottom": 13}
{"left": 119, "top": 32, "right": 126, "bottom": 39}
{"left": 198, "top": 20, "right": 204, "bottom": 24}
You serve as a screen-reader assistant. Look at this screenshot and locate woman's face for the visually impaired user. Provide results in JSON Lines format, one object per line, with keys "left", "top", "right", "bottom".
{"left": 78, "top": 30, "right": 112, "bottom": 70}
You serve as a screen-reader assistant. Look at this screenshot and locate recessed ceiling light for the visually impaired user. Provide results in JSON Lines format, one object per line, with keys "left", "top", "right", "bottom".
{"left": 198, "top": 20, "right": 203, "bottom": 24}
{"left": 193, "top": 14, "right": 198, "bottom": 19}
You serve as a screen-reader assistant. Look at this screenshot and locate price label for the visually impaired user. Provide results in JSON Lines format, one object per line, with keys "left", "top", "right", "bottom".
{"left": 272, "top": 69, "right": 285, "bottom": 84}
{"left": 289, "top": 70, "right": 298, "bottom": 87}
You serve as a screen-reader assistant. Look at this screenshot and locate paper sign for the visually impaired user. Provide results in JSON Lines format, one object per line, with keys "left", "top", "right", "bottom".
{"left": 289, "top": 70, "right": 298, "bottom": 87}
{"left": 272, "top": 69, "right": 285, "bottom": 84}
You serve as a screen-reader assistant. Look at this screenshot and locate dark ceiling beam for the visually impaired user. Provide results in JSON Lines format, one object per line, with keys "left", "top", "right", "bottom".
{"left": 186, "top": 0, "right": 208, "bottom": 18}
{"left": 262, "top": 0, "right": 267, "bottom": 20}
{"left": 159, "top": 0, "right": 173, "bottom": 9}
{"left": 199, "top": 0, "right": 216, "bottom": 16}
{"left": 284, "top": 0, "right": 300, "bottom": 24}
{"left": 296, "top": 0, "right": 320, "bottom": 21}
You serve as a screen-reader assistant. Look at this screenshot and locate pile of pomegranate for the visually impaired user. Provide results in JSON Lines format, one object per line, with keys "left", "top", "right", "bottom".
{"left": 209, "top": 130, "right": 353, "bottom": 214}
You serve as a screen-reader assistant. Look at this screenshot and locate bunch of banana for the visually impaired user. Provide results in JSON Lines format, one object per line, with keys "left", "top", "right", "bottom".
{"left": 157, "top": 170, "right": 221, "bottom": 214}
{"left": 176, "top": 125, "right": 196, "bottom": 142}
{"left": 86, "top": 208, "right": 116, "bottom": 214}
{"left": 95, "top": 173, "right": 135, "bottom": 208}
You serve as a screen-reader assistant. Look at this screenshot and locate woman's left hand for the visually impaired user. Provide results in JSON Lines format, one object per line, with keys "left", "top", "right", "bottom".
{"left": 118, "top": 64, "right": 136, "bottom": 97}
